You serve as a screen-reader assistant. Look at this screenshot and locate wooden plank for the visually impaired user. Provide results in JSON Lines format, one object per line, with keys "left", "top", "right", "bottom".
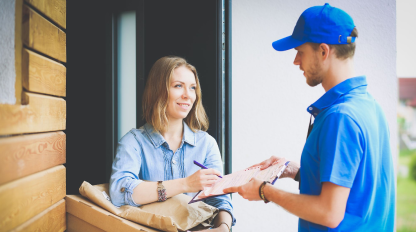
{"left": 24, "top": 0, "right": 66, "bottom": 29}
{"left": 22, "top": 49, "right": 66, "bottom": 97}
{"left": 22, "top": 5, "right": 66, "bottom": 63}
{"left": 67, "top": 214, "right": 105, "bottom": 232}
{"left": 0, "top": 91, "right": 66, "bottom": 135}
{"left": 0, "top": 132, "right": 66, "bottom": 185}
{"left": 9, "top": 199, "right": 66, "bottom": 232}
{"left": 15, "top": 0, "right": 24, "bottom": 104}
{"left": 0, "top": 165, "right": 66, "bottom": 232}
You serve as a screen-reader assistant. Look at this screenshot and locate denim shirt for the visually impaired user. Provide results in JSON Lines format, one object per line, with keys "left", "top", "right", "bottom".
{"left": 109, "top": 122, "right": 235, "bottom": 225}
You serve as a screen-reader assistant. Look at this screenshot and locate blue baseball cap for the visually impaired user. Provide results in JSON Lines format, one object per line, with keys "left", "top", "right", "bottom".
{"left": 272, "top": 3, "right": 356, "bottom": 51}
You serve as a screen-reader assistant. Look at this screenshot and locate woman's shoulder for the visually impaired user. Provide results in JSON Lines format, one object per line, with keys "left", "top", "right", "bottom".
{"left": 119, "top": 126, "right": 149, "bottom": 145}
{"left": 193, "top": 130, "right": 217, "bottom": 147}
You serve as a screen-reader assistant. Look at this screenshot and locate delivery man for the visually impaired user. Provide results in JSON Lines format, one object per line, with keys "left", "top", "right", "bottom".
{"left": 224, "top": 3, "right": 395, "bottom": 231}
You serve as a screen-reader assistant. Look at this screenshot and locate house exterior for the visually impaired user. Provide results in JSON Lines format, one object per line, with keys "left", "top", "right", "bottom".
{"left": 0, "top": 0, "right": 67, "bottom": 231}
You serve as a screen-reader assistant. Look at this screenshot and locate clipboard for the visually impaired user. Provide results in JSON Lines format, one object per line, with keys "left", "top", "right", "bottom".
{"left": 189, "top": 160, "right": 290, "bottom": 204}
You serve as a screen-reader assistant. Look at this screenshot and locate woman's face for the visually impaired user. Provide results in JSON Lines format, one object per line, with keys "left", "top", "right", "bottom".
{"left": 166, "top": 66, "right": 197, "bottom": 121}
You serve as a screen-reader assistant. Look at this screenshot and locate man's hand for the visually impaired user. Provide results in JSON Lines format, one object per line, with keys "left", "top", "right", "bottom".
{"left": 223, "top": 178, "right": 263, "bottom": 201}
{"left": 249, "top": 156, "right": 300, "bottom": 179}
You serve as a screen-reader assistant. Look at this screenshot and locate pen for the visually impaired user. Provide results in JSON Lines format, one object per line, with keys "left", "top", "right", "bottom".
{"left": 193, "top": 160, "right": 223, "bottom": 178}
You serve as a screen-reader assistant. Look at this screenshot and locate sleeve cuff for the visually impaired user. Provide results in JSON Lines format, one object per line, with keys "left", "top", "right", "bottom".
{"left": 123, "top": 179, "right": 143, "bottom": 207}
{"left": 294, "top": 169, "right": 300, "bottom": 182}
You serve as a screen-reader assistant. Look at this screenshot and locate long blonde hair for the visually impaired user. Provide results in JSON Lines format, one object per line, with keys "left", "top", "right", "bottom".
{"left": 142, "top": 56, "right": 209, "bottom": 132}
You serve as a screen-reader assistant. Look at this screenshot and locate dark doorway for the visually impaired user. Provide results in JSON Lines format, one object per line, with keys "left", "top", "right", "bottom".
{"left": 66, "top": 0, "right": 231, "bottom": 194}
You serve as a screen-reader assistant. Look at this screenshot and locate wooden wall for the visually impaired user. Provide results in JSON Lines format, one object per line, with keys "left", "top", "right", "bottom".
{"left": 0, "top": 0, "right": 67, "bottom": 231}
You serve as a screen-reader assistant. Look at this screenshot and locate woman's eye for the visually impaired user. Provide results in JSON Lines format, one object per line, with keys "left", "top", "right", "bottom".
{"left": 191, "top": 86, "right": 196, "bottom": 90}
{"left": 175, "top": 84, "right": 182, "bottom": 88}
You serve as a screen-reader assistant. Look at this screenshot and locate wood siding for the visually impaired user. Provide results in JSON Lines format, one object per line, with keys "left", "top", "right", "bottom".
{"left": 9, "top": 200, "right": 66, "bottom": 232}
{"left": 24, "top": 0, "right": 66, "bottom": 29}
{"left": 22, "top": 49, "right": 66, "bottom": 97}
{"left": 0, "top": 92, "right": 66, "bottom": 135}
{"left": 0, "top": 132, "right": 66, "bottom": 185}
{"left": 0, "top": 0, "right": 67, "bottom": 230}
{"left": 0, "top": 166, "right": 66, "bottom": 232}
{"left": 22, "top": 5, "right": 66, "bottom": 62}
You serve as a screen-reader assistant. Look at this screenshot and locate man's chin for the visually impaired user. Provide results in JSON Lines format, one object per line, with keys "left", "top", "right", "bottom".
{"left": 306, "top": 78, "right": 321, "bottom": 87}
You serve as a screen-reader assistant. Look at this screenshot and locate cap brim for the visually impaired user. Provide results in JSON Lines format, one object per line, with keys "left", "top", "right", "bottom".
{"left": 272, "top": 36, "right": 305, "bottom": 51}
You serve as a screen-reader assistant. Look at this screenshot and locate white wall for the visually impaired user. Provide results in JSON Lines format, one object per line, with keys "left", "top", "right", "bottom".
{"left": 0, "top": 0, "right": 16, "bottom": 104}
{"left": 397, "top": 0, "right": 416, "bottom": 77}
{"left": 232, "top": 0, "right": 397, "bottom": 231}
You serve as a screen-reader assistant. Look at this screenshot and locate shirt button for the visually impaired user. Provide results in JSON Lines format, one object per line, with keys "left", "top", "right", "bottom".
{"left": 308, "top": 107, "right": 313, "bottom": 111}
{"left": 120, "top": 187, "right": 125, "bottom": 192}
{"left": 172, "top": 160, "right": 176, "bottom": 165}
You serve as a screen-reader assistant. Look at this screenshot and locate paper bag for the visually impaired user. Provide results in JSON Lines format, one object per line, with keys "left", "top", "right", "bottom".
{"left": 79, "top": 181, "right": 218, "bottom": 232}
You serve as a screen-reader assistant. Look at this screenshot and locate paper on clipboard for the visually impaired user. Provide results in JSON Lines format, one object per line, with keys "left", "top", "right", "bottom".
{"left": 189, "top": 159, "right": 290, "bottom": 204}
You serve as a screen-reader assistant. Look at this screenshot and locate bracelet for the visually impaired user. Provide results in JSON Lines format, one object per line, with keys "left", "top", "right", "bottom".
{"left": 259, "top": 181, "right": 270, "bottom": 203}
{"left": 217, "top": 222, "right": 230, "bottom": 231}
{"left": 157, "top": 181, "right": 167, "bottom": 202}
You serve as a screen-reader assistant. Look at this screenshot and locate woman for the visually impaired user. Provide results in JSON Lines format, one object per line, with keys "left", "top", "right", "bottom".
{"left": 109, "top": 56, "right": 234, "bottom": 231}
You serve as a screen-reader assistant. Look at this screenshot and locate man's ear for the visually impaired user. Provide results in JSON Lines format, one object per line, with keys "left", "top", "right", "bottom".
{"left": 320, "top": 43, "right": 331, "bottom": 60}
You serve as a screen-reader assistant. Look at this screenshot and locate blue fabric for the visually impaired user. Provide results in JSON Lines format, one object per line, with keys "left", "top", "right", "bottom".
{"left": 272, "top": 3, "right": 356, "bottom": 51}
{"left": 299, "top": 76, "right": 395, "bottom": 231}
{"left": 109, "top": 122, "right": 235, "bottom": 225}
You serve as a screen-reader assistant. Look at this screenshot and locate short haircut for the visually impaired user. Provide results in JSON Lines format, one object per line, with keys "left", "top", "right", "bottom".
{"left": 311, "top": 27, "right": 359, "bottom": 59}
{"left": 142, "top": 56, "right": 209, "bottom": 133}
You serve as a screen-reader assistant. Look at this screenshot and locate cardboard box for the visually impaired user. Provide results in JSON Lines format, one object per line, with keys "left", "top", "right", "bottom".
{"left": 67, "top": 213, "right": 104, "bottom": 232}
{"left": 66, "top": 195, "right": 160, "bottom": 232}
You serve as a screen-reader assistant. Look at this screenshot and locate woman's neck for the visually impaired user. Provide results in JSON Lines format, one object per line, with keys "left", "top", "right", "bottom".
{"left": 161, "top": 118, "right": 183, "bottom": 141}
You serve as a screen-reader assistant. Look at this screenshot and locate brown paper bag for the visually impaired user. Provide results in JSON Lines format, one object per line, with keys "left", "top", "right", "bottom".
{"left": 79, "top": 181, "right": 218, "bottom": 232}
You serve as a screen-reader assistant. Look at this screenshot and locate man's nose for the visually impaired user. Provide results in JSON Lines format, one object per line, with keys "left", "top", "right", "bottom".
{"left": 293, "top": 52, "right": 300, "bottom": 66}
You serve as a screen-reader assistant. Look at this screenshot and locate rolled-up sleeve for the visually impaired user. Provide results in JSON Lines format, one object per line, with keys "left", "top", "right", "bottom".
{"left": 202, "top": 136, "right": 236, "bottom": 226}
{"left": 109, "top": 132, "right": 143, "bottom": 207}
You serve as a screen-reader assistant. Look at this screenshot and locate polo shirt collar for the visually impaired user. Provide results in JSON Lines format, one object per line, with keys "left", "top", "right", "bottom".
{"left": 307, "top": 76, "right": 367, "bottom": 117}
{"left": 144, "top": 122, "right": 196, "bottom": 148}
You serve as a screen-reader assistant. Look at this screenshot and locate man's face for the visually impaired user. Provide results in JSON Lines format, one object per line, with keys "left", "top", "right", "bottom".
{"left": 293, "top": 43, "right": 323, "bottom": 87}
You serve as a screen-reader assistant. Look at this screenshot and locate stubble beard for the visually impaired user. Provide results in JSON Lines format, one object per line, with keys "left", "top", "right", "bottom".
{"left": 305, "top": 54, "right": 323, "bottom": 87}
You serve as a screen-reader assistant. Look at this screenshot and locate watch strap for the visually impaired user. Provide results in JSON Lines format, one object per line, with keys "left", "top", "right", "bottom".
{"left": 157, "top": 181, "right": 167, "bottom": 202}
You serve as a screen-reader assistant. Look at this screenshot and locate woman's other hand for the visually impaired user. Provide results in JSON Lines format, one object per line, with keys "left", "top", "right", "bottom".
{"left": 184, "top": 169, "right": 221, "bottom": 192}
{"left": 187, "top": 223, "right": 229, "bottom": 232}
{"left": 248, "top": 156, "right": 300, "bottom": 179}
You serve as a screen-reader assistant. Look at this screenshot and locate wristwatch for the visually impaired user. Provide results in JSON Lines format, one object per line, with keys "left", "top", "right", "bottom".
{"left": 157, "top": 181, "right": 167, "bottom": 202}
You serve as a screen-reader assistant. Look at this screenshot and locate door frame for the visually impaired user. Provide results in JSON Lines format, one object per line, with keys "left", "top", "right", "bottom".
{"left": 105, "top": 0, "right": 232, "bottom": 177}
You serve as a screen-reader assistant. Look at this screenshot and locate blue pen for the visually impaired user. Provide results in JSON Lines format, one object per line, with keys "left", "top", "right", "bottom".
{"left": 193, "top": 160, "right": 223, "bottom": 178}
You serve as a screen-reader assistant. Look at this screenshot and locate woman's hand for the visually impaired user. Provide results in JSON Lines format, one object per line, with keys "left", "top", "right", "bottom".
{"left": 184, "top": 169, "right": 221, "bottom": 192}
{"left": 248, "top": 156, "right": 300, "bottom": 179}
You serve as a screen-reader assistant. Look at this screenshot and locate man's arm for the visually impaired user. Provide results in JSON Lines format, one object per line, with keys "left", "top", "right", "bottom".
{"left": 224, "top": 179, "right": 350, "bottom": 229}
{"left": 265, "top": 181, "right": 349, "bottom": 228}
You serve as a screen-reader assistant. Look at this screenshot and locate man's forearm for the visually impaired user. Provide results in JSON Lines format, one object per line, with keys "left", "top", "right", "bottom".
{"left": 263, "top": 184, "right": 344, "bottom": 228}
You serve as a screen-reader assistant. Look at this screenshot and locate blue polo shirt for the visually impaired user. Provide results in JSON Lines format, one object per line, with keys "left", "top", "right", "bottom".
{"left": 299, "top": 76, "right": 395, "bottom": 231}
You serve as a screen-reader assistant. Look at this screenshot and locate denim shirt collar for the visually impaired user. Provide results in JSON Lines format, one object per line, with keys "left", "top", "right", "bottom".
{"left": 144, "top": 122, "right": 196, "bottom": 148}
{"left": 307, "top": 76, "right": 367, "bottom": 117}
